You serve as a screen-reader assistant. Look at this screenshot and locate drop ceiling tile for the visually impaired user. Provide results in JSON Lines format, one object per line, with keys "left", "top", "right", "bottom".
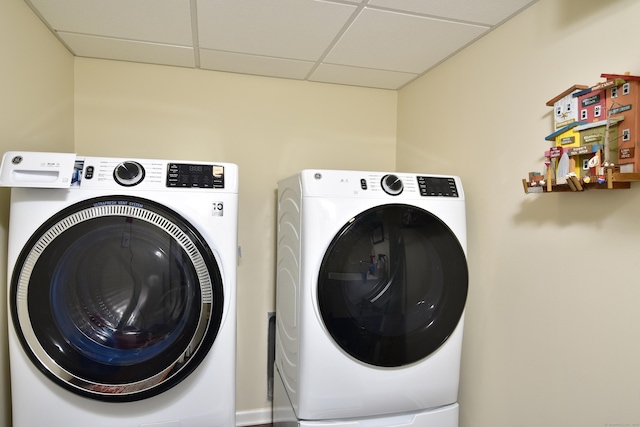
{"left": 26, "top": 0, "right": 193, "bottom": 45}
{"left": 196, "top": 0, "right": 356, "bottom": 61}
{"left": 22, "top": 0, "right": 538, "bottom": 90}
{"left": 59, "top": 33, "right": 195, "bottom": 68}
{"left": 310, "top": 63, "right": 417, "bottom": 90}
{"left": 200, "top": 49, "right": 315, "bottom": 80}
{"left": 369, "top": 0, "right": 538, "bottom": 25}
{"left": 324, "top": 7, "right": 488, "bottom": 73}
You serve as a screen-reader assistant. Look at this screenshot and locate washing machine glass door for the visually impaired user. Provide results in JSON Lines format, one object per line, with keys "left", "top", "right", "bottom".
{"left": 317, "top": 204, "right": 468, "bottom": 367}
{"left": 10, "top": 196, "right": 224, "bottom": 401}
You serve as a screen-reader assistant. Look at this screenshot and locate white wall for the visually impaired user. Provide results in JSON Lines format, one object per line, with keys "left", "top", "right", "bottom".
{"left": 397, "top": 0, "right": 640, "bottom": 426}
{"left": 0, "top": 0, "right": 74, "bottom": 425}
{"left": 73, "top": 57, "right": 398, "bottom": 423}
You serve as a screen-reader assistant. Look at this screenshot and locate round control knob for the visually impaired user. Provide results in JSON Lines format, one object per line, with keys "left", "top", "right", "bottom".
{"left": 381, "top": 174, "right": 403, "bottom": 196}
{"left": 114, "top": 161, "right": 145, "bottom": 186}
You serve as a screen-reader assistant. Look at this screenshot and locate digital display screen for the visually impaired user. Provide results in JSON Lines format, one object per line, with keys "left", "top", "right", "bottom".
{"left": 166, "top": 163, "right": 224, "bottom": 188}
{"left": 416, "top": 176, "right": 458, "bottom": 197}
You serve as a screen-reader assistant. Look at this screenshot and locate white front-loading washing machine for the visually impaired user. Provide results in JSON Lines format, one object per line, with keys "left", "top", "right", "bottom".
{"left": 1, "top": 152, "right": 238, "bottom": 427}
{"left": 274, "top": 169, "right": 468, "bottom": 427}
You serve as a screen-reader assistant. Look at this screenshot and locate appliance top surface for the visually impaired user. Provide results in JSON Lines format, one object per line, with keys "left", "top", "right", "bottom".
{"left": 297, "top": 169, "right": 464, "bottom": 200}
{"left": 0, "top": 151, "right": 238, "bottom": 193}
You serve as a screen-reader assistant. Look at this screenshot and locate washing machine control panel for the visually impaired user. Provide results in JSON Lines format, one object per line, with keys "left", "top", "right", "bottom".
{"left": 166, "top": 163, "right": 225, "bottom": 188}
{"left": 72, "top": 156, "right": 235, "bottom": 191}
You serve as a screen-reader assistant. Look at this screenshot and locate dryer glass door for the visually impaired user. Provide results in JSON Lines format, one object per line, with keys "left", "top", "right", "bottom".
{"left": 10, "top": 196, "right": 224, "bottom": 401}
{"left": 317, "top": 204, "right": 468, "bottom": 367}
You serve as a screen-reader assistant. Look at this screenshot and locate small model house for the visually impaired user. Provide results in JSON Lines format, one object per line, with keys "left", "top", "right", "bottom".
{"left": 544, "top": 121, "right": 586, "bottom": 181}
{"left": 573, "top": 117, "right": 623, "bottom": 177}
{"left": 546, "top": 84, "right": 588, "bottom": 130}
{"left": 574, "top": 86, "right": 606, "bottom": 123}
{"left": 600, "top": 73, "right": 640, "bottom": 173}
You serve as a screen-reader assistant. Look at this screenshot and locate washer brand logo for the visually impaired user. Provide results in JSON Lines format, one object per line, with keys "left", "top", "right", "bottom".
{"left": 212, "top": 202, "right": 224, "bottom": 216}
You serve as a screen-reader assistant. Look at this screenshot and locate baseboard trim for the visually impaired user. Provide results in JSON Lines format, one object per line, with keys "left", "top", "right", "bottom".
{"left": 236, "top": 408, "right": 272, "bottom": 426}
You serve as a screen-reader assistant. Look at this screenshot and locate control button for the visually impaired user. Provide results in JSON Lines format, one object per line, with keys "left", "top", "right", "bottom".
{"left": 85, "top": 166, "right": 94, "bottom": 179}
{"left": 114, "top": 161, "right": 145, "bottom": 186}
{"left": 360, "top": 179, "right": 368, "bottom": 190}
{"left": 381, "top": 174, "right": 403, "bottom": 196}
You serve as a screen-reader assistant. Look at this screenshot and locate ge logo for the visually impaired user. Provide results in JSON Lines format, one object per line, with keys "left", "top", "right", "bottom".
{"left": 212, "top": 202, "right": 224, "bottom": 216}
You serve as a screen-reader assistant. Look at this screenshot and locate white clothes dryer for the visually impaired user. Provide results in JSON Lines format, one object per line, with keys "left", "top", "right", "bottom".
{"left": 275, "top": 170, "right": 468, "bottom": 426}
{"left": 1, "top": 152, "right": 238, "bottom": 427}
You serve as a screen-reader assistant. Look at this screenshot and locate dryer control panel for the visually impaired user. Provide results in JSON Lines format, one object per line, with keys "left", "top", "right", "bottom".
{"left": 416, "top": 176, "right": 459, "bottom": 197}
{"left": 300, "top": 169, "right": 463, "bottom": 200}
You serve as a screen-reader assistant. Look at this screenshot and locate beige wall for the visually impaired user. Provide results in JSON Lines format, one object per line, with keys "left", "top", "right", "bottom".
{"left": 73, "top": 57, "right": 397, "bottom": 422}
{"left": 398, "top": 0, "right": 640, "bottom": 426}
{"left": 0, "top": 0, "right": 74, "bottom": 425}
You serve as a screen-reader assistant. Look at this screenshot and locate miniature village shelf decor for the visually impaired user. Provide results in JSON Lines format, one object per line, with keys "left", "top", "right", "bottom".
{"left": 523, "top": 72, "right": 640, "bottom": 193}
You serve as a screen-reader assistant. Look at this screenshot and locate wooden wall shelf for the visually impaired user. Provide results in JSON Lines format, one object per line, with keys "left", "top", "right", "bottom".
{"left": 522, "top": 172, "right": 640, "bottom": 194}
